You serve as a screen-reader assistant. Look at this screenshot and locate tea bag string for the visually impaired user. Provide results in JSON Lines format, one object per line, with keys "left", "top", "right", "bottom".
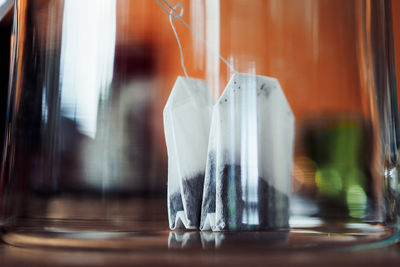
{"left": 168, "top": 3, "right": 189, "bottom": 78}
{"left": 156, "top": 0, "right": 237, "bottom": 74}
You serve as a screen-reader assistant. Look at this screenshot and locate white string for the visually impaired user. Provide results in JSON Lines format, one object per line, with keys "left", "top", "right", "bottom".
{"left": 156, "top": 0, "right": 237, "bottom": 74}
{"left": 169, "top": 4, "right": 189, "bottom": 78}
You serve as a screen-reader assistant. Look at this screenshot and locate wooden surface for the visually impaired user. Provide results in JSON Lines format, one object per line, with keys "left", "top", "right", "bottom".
{"left": 1, "top": 238, "right": 400, "bottom": 267}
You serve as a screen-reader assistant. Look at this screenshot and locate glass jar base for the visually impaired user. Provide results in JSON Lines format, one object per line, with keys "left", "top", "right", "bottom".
{"left": 1, "top": 220, "right": 397, "bottom": 251}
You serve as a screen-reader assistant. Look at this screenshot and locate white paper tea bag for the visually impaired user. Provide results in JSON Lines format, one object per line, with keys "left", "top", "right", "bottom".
{"left": 164, "top": 76, "right": 214, "bottom": 230}
{"left": 200, "top": 73, "right": 295, "bottom": 231}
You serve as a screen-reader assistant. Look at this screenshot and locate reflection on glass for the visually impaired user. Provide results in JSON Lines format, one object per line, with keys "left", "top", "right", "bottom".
{"left": 168, "top": 231, "right": 201, "bottom": 249}
{"left": 302, "top": 117, "right": 371, "bottom": 220}
{"left": 60, "top": 0, "right": 116, "bottom": 138}
{"left": 239, "top": 73, "right": 260, "bottom": 227}
{"left": 168, "top": 231, "right": 289, "bottom": 249}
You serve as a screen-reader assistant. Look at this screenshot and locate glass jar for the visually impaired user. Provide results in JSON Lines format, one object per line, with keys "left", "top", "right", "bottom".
{"left": 0, "top": 0, "right": 398, "bottom": 250}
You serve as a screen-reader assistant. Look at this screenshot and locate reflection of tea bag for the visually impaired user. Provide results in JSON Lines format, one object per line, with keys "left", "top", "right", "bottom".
{"left": 200, "top": 231, "right": 226, "bottom": 249}
{"left": 200, "top": 232, "right": 289, "bottom": 249}
{"left": 201, "top": 73, "right": 295, "bottom": 231}
{"left": 168, "top": 231, "right": 202, "bottom": 248}
{"left": 164, "top": 77, "right": 213, "bottom": 230}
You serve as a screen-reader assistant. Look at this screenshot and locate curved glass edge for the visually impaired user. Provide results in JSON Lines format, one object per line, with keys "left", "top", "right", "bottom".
{"left": 0, "top": 220, "right": 398, "bottom": 251}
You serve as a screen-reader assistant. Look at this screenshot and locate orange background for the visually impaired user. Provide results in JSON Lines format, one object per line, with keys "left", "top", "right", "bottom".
{"left": 31, "top": 0, "right": 399, "bottom": 123}
{"left": 129, "top": 0, "right": 365, "bottom": 120}
{"left": 109, "top": 0, "right": 400, "bottom": 158}
{"left": 18, "top": 0, "right": 400, "bottom": 163}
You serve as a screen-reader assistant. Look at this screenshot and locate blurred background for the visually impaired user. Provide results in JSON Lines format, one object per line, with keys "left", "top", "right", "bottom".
{"left": 0, "top": 0, "right": 399, "bottom": 233}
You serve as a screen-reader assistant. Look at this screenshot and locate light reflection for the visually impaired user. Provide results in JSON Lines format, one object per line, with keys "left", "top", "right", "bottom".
{"left": 168, "top": 231, "right": 288, "bottom": 249}
{"left": 205, "top": 0, "right": 220, "bottom": 99}
{"left": 315, "top": 167, "right": 343, "bottom": 197}
{"left": 59, "top": 0, "right": 116, "bottom": 138}
{"left": 240, "top": 63, "right": 259, "bottom": 226}
{"left": 385, "top": 167, "right": 399, "bottom": 192}
{"left": 346, "top": 185, "right": 367, "bottom": 219}
{"left": 41, "top": 87, "right": 48, "bottom": 124}
{"left": 190, "top": 0, "right": 205, "bottom": 70}
{"left": 0, "top": 0, "right": 10, "bottom": 20}
{"left": 289, "top": 216, "right": 322, "bottom": 228}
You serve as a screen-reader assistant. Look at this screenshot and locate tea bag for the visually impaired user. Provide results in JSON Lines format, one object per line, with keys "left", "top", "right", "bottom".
{"left": 164, "top": 76, "right": 213, "bottom": 230}
{"left": 200, "top": 73, "right": 295, "bottom": 231}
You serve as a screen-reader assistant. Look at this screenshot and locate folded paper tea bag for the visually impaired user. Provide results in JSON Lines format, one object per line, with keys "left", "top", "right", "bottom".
{"left": 200, "top": 73, "right": 295, "bottom": 231}
{"left": 164, "top": 76, "right": 214, "bottom": 230}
